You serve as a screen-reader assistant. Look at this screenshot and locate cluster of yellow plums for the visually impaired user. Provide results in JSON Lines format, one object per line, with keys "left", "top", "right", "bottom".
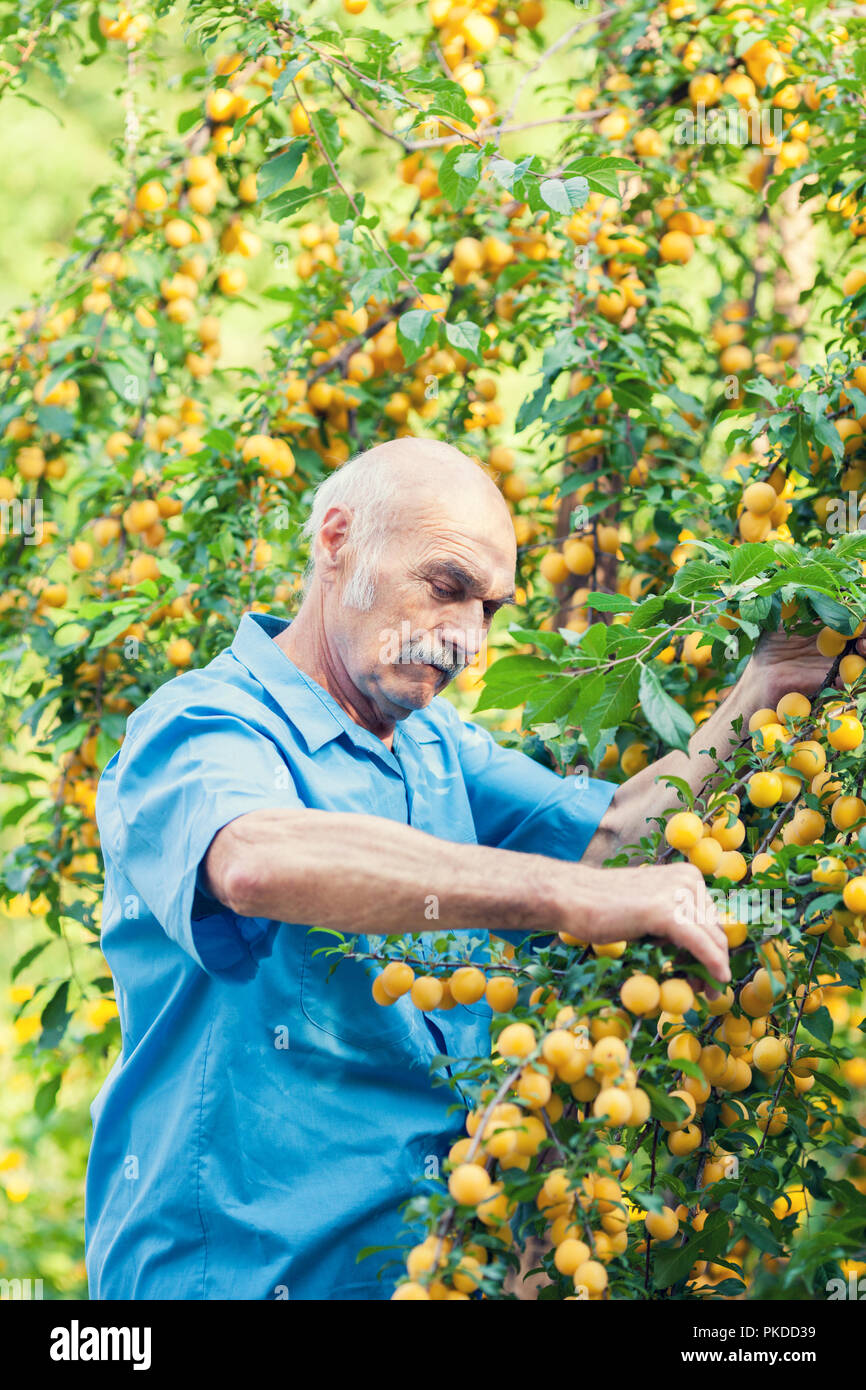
{"left": 389, "top": 675, "right": 866, "bottom": 1298}
{"left": 372, "top": 959, "right": 517, "bottom": 1014}
{"left": 736, "top": 469, "right": 794, "bottom": 544}
{"left": 385, "top": 962, "right": 752, "bottom": 1298}
{"left": 97, "top": 6, "right": 149, "bottom": 43}
{"left": 664, "top": 682, "right": 866, "bottom": 889}
{"left": 389, "top": 929, "right": 860, "bottom": 1299}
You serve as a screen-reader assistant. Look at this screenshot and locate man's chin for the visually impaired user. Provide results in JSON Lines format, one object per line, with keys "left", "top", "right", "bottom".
{"left": 387, "top": 667, "right": 454, "bottom": 713}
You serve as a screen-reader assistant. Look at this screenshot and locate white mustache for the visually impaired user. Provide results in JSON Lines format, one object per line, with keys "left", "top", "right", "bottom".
{"left": 399, "top": 636, "right": 470, "bottom": 677}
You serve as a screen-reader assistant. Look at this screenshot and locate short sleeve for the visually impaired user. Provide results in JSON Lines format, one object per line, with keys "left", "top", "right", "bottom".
{"left": 97, "top": 693, "right": 304, "bottom": 979}
{"left": 453, "top": 714, "right": 617, "bottom": 862}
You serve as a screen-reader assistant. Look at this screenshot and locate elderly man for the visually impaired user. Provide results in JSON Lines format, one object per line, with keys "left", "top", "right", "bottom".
{"left": 86, "top": 437, "right": 827, "bottom": 1301}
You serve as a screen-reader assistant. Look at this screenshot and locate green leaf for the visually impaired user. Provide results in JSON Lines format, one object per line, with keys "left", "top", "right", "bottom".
{"left": 575, "top": 621, "right": 609, "bottom": 660}
{"left": 259, "top": 142, "right": 309, "bottom": 200}
{"left": 38, "top": 981, "right": 71, "bottom": 1050}
{"left": 11, "top": 941, "right": 50, "bottom": 981}
{"left": 580, "top": 664, "right": 640, "bottom": 746}
{"left": 539, "top": 176, "right": 588, "bottom": 214}
{"left": 507, "top": 627, "right": 567, "bottom": 657}
{"left": 272, "top": 57, "right": 309, "bottom": 103}
{"left": 203, "top": 427, "right": 236, "bottom": 452}
{"left": 89, "top": 610, "right": 143, "bottom": 651}
{"left": 673, "top": 560, "right": 725, "bottom": 598}
{"left": 833, "top": 531, "right": 866, "bottom": 560}
{"left": 35, "top": 405, "right": 75, "bottom": 438}
{"left": 438, "top": 148, "right": 482, "bottom": 209}
{"left": 35, "top": 1074, "right": 62, "bottom": 1118}
{"left": 398, "top": 308, "right": 434, "bottom": 344}
{"left": 444, "top": 319, "right": 482, "bottom": 364}
{"left": 813, "top": 416, "right": 844, "bottom": 465}
{"left": 88, "top": 8, "right": 107, "bottom": 49}
{"left": 639, "top": 664, "right": 695, "bottom": 753}
{"left": 735, "top": 1214, "right": 781, "bottom": 1257}
{"left": 567, "top": 670, "right": 607, "bottom": 731}
{"left": 803, "top": 589, "right": 860, "bottom": 632}
{"left": 397, "top": 308, "right": 437, "bottom": 365}
{"left": 660, "top": 775, "right": 694, "bottom": 809}
{"left": 630, "top": 595, "right": 667, "bottom": 631}
{"left": 653, "top": 1210, "right": 731, "bottom": 1289}
{"left": 407, "top": 74, "right": 476, "bottom": 125}
{"left": 96, "top": 727, "right": 119, "bottom": 771}
{"left": 52, "top": 722, "right": 90, "bottom": 756}
{"left": 585, "top": 592, "right": 633, "bottom": 613}
{"left": 642, "top": 1082, "right": 692, "bottom": 1124}
{"left": 474, "top": 654, "right": 561, "bottom": 711}
{"left": 11, "top": 90, "right": 63, "bottom": 121}
{"left": 562, "top": 154, "right": 638, "bottom": 199}
{"left": 355, "top": 1243, "right": 403, "bottom": 1264}
{"left": 101, "top": 361, "right": 140, "bottom": 404}
{"left": 350, "top": 266, "right": 397, "bottom": 310}
{"left": 177, "top": 107, "right": 201, "bottom": 134}
{"left": 811, "top": 1068, "right": 850, "bottom": 1100}
{"left": 524, "top": 675, "right": 577, "bottom": 726}
{"left": 486, "top": 156, "right": 519, "bottom": 192}
{"left": 312, "top": 109, "right": 342, "bottom": 161}
{"left": 565, "top": 155, "right": 639, "bottom": 178}
{"left": 801, "top": 1005, "right": 834, "bottom": 1045}
{"left": 265, "top": 185, "right": 318, "bottom": 220}
{"left": 729, "top": 543, "right": 775, "bottom": 585}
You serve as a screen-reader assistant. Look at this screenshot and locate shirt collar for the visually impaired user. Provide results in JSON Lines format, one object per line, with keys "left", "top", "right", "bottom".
{"left": 229, "top": 611, "right": 441, "bottom": 755}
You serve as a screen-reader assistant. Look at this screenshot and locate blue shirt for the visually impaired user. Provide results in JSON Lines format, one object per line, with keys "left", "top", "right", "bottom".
{"left": 86, "top": 611, "right": 615, "bottom": 1300}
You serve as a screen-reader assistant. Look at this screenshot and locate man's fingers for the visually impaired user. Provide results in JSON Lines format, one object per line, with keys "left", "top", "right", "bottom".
{"left": 666, "top": 915, "right": 730, "bottom": 983}
{"left": 663, "top": 872, "right": 730, "bottom": 980}
{"left": 692, "top": 892, "right": 727, "bottom": 955}
{"left": 603, "top": 866, "right": 730, "bottom": 981}
{"left": 673, "top": 868, "right": 728, "bottom": 955}
{"left": 687, "top": 884, "right": 730, "bottom": 976}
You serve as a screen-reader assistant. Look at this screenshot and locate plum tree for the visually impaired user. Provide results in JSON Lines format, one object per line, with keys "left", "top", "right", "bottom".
{"left": 1, "top": 0, "right": 865, "bottom": 1303}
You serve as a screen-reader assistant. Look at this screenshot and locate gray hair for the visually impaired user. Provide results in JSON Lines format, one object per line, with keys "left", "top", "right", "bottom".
{"left": 300, "top": 446, "right": 401, "bottom": 610}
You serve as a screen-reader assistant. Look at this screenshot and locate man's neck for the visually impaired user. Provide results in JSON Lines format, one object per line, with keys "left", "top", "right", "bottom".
{"left": 273, "top": 602, "right": 396, "bottom": 748}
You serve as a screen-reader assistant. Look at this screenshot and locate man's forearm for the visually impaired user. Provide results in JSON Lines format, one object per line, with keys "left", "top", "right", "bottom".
{"left": 206, "top": 806, "right": 569, "bottom": 936}
{"left": 204, "top": 806, "right": 730, "bottom": 977}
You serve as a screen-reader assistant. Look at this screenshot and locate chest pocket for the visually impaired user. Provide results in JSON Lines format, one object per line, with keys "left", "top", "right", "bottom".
{"left": 300, "top": 928, "right": 418, "bottom": 1052}
{"left": 299, "top": 720, "right": 484, "bottom": 1049}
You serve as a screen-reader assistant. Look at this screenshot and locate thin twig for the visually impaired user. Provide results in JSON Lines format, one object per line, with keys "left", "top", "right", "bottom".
{"left": 498, "top": 9, "right": 616, "bottom": 137}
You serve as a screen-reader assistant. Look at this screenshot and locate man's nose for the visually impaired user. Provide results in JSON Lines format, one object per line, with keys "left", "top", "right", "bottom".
{"left": 438, "top": 614, "right": 485, "bottom": 665}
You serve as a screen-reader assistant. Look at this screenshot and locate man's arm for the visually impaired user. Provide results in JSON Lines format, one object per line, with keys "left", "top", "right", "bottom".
{"left": 203, "top": 806, "right": 730, "bottom": 979}
{"left": 585, "top": 629, "right": 834, "bottom": 865}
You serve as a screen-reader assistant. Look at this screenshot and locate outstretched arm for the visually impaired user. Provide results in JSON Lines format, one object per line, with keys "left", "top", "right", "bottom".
{"left": 203, "top": 805, "right": 730, "bottom": 980}
{"left": 585, "top": 628, "right": 834, "bottom": 865}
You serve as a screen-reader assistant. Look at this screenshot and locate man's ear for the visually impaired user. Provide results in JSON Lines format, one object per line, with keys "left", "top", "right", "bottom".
{"left": 316, "top": 504, "right": 352, "bottom": 579}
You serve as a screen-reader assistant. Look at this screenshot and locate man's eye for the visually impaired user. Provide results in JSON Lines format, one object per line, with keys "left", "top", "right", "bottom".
{"left": 431, "top": 584, "right": 457, "bottom": 600}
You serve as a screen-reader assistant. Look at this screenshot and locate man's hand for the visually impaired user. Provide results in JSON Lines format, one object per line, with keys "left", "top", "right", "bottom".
{"left": 559, "top": 862, "right": 729, "bottom": 983}
{"left": 740, "top": 627, "right": 835, "bottom": 711}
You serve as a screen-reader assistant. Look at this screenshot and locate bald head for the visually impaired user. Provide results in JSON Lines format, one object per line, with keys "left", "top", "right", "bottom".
{"left": 361, "top": 436, "right": 513, "bottom": 523}
{"left": 302, "top": 435, "right": 516, "bottom": 609}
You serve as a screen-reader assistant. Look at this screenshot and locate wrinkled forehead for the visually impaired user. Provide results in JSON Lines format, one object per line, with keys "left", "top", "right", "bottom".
{"left": 391, "top": 477, "right": 517, "bottom": 554}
